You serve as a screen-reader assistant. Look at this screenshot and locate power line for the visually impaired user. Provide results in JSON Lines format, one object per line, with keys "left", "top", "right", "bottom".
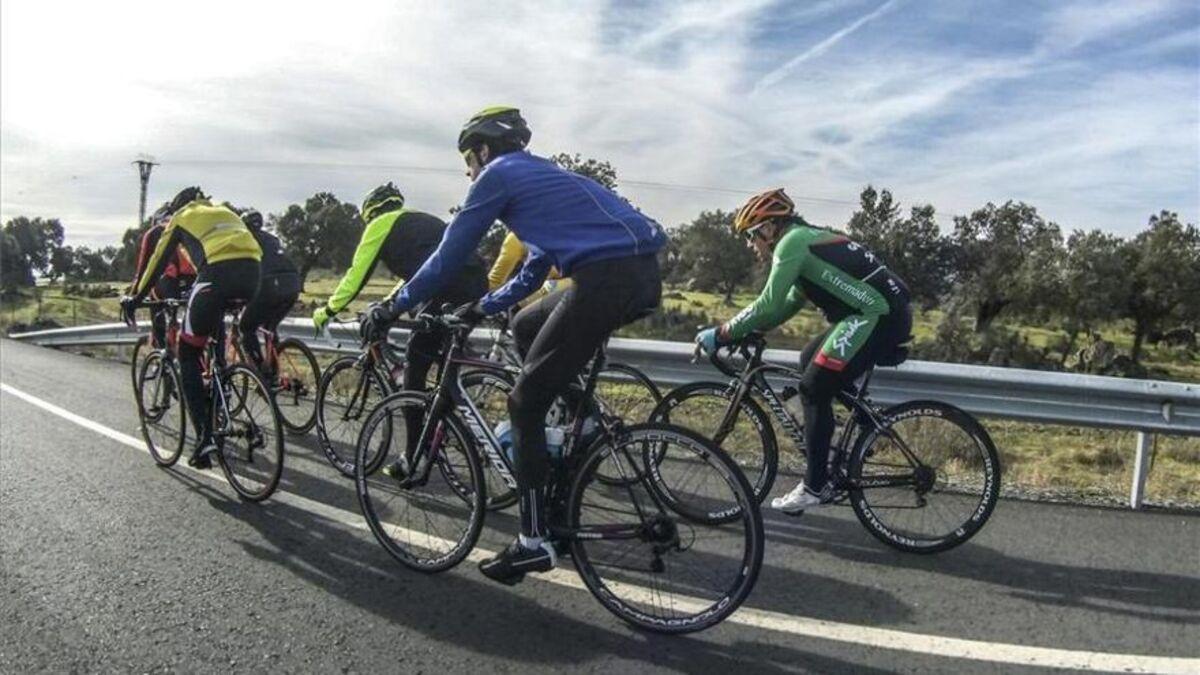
{"left": 164, "top": 157, "right": 859, "bottom": 206}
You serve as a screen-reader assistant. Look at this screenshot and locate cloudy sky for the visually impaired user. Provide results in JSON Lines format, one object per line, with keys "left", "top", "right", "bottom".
{"left": 2, "top": 0, "right": 1197, "bottom": 246}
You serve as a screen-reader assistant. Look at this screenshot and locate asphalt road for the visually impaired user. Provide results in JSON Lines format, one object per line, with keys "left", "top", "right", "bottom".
{"left": 1, "top": 338, "right": 1197, "bottom": 674}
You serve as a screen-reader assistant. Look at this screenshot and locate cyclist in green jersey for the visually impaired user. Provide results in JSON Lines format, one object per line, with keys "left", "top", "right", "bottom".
{"left": 695, "top": 188, "right": 912, "bottom": 513}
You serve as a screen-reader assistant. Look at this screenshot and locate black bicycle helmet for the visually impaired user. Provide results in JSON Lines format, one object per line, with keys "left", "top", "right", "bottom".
{"left": 361, "top": 182, "right": 405, "bottom": 223}
{"left": 457, "top": 106, "right": 531, "bottom": 154}
{"left": 240, "top": 207, "right": 264, "bottom": 231}
{"left": 167, "top": 186, "right": 207, "bottom": 215}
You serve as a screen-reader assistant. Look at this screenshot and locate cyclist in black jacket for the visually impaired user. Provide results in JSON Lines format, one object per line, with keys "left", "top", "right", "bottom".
{"left": 238, "top": 208, "right": 301, "bottom": 383}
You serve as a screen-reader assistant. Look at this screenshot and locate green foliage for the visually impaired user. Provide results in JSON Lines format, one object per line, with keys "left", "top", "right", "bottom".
{"left": 1121, "top": 211, "right": 1200, "bottom": 363}
{"left": 949, "top": 201, "right": 1064, "bottom": 331}
{"left": 669, "top": 210, "right": 756, "bottom": 302}
{"left": 547, "top": 152, "right": 619, "bottom": 191}
{"left": 3, "top": 216, "right": 63, "bottom": 276}
{"left": 1, "top": 231, "right": 32, "bottom": 291}
{"left": 273, "top": 192, "right": 362, "bottom": 283}
{"left": 847, "top": 186, "right": 953, "bottom": 308}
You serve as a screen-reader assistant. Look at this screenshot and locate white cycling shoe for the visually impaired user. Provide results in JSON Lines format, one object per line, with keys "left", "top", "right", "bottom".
{"left": 771, "top": 482, "right": 833, "bottom": 514}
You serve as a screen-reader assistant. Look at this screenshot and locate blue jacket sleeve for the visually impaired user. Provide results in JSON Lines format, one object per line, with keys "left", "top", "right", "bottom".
{"left": 480, "top": 248, "right": 553, "bottom": 314}
{"left": 390, "top": 167, "right": 507, "bottom": 314}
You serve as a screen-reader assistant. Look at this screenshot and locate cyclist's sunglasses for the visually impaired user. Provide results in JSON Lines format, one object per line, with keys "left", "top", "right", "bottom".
{"left": 742, "top": 223, "right": 766, "bottom": 243}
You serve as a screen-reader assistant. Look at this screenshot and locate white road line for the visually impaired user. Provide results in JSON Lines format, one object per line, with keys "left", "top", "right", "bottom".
{"left": 3, "top": 381, "right": 1198, "bottom": 674}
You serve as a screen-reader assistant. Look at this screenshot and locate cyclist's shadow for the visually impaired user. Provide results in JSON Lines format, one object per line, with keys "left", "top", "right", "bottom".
{"left": 765, "top": 505, "right": 1200, "bottom": 625}
{"left": 196, "top": 490, "right": 888, "bottom": 674}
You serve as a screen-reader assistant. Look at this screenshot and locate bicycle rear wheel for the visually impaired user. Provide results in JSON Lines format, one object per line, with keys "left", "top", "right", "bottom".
{"left": 273, "top": 337, "right": 320, "bottom": 435}
{"left": 356, "top": 392, "right": 485, "bottom": 573}
{"left": 316, "top": 356, "right": 391, "bottom": 477}
{"left": 215, "top": 365, "right": 285, "bottom": 501}
{"left": 568, "top": 423, "right": 763, "bottom": 634}
{"left": 136, "top": 351, "right": 186, "bottom": 467}
{"left": 848, "top": 400, "right": 1000, "bottom": 553}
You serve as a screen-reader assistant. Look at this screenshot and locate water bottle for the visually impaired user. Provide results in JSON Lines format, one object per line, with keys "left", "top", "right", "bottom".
{"left": 493, "top": 421, "right": 515, "bottom": 464}
{"left": 545, "top": 426, "right": 566, "bottom": 461}
{"left": 492, "top": 421, "right": 565, "bottom": 464}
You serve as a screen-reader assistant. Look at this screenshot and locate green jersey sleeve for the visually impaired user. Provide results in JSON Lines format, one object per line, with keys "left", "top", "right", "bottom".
{"left": 724, "top": 228, "right": 810, "bottom": 340}
{"left": 324, "top": 211, "right": 400, "bottom": 314}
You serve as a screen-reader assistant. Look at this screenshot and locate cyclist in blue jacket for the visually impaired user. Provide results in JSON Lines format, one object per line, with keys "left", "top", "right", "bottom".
{"left": 365, "top": 107, "right": 665, "bottom": 585}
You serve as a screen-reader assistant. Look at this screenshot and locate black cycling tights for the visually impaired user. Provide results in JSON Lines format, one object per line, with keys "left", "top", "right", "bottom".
{"left": 797, "top": 310, "right": 910, "bottom": 492}
{"left": 178, "top": 260, "right": 259, "bottom": 445}
{"left": 508, "top": 254, "right": 661, "bottom": 539}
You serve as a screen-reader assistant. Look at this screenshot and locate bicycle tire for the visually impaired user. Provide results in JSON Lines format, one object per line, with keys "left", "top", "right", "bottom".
{"left": 568, "top": 422, "right": 764, "bottom": 634}
{"left": 130, "top": 334, "right": 149, "bottom": 394}
{"left": 648, "top": 381, "right": 779, "bottom": 507}
{"left": 215, "top": 364, "right": 285, "bottom": 502}
{"left": 273, "top": 337, "right": 320, "bottom": 435}
{"left": 136, "top": 350, "right": 186, "bottom": 467}
{"left": 355, "top": 391, "right": 486, "bottom": 573}
{"left": 316, "top": 356, "right": 392, "bottom": 478}
{"left": 848, "top": 400, "right": 1001, "bottom": 554}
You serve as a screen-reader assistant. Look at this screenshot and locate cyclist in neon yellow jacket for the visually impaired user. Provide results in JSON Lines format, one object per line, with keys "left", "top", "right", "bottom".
{"left": 312, "top": 183, "right": 487, "bottom": 449}
{"left": 695, "top": 188, "right": 912, "bottom": 514}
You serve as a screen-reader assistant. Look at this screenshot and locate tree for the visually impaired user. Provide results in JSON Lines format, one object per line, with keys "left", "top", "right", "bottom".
{"left": 2, "top": 216, "right": 64, "bottom": 278}
{"left": 1, "top": 231, "right": 32, "bottom": 291}
{"left": 49, "top": 245, "right": 78, "bottom": 283}
{"left": 273, "top": 193, "right": 362, "bottom": 284}
{"left": 671, "top": 210, "right": 755, "bottom": 302}
{"left": 949, "top": 201, "right": 1064, "bottom": 331}
{"left": 547, "top": 153, "right": 618, "bottom": 191}
{"left": 847, "top": 186, "right": 953, "bottom": 308}
{"left": 1057, "top": 229, "right": 1129, "bottom": 362}
{"left": 1121, "top": 211, "right": 1200, "bottom": 364}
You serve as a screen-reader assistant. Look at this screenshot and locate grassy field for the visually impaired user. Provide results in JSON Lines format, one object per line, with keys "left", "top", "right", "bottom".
{"left": 3, "top": 277, "right": 1196, "bottom": 506}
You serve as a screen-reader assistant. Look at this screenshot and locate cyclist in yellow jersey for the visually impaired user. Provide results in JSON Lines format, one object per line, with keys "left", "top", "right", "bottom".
{"left": 487, "top": 230, "right": 573, "bottom": 300}
{"left": 122, "top": 186, "right": 262, "bottom": 469}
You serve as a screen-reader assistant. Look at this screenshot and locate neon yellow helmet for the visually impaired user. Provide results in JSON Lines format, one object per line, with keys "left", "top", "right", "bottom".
{"left": 361, "top": 182, "right": 405, "bottom": 222}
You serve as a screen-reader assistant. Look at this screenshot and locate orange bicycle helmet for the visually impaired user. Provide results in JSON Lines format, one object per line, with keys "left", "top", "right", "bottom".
{"left": 733, "top": 188, "right": 795, "bottom": 236}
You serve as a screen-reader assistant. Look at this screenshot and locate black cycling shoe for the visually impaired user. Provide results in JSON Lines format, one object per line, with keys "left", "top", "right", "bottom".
{"left": 479, "top": 540, "right": 556, "bottom": 586}
{"left": 188, "top": 439, "right": 217, "bottom": 470}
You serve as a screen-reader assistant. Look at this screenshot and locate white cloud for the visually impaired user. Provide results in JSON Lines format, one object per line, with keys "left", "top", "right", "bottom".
{"left": 1, "top": 0, "right": 1196, "bottom": 246}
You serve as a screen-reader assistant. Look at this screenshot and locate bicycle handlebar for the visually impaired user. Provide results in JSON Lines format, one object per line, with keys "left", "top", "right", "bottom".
{"left": 698, "top": 332, "right": 768, "bottom": 379}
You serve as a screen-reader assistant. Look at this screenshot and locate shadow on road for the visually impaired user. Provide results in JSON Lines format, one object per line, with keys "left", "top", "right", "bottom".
{"left": 764, "top": 509, "right": 1200, "bottom": 625}
{"left": 192, "top": 491, "right": 890, "bottom": 674}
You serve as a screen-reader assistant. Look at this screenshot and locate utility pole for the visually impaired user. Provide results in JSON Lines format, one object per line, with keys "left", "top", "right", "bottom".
{"left": 133, "top": 156, "right": 158, "bottom": 226}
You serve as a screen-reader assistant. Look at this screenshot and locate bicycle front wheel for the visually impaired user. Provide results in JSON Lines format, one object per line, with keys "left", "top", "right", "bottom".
{"left": 136, "top": 350, "right": 186, "bottom": 467}
{"left": 273, "top": 337, "right": 320, "bottom": 435}
{"left": 648, "top": 381, "right": 779, "bottom": 506}
{"left": 568, "top": 423, "right": 763, "bottom": 634}
{"left": 130, "top": 334, "right": 149, "bottom": 394}
{"left": 356, "top": 392, "right": 485, "bottom": 573}
{"left": 215, "top": 365, "right": 285, "bottom": 502}
{"left": 316, "top": 356, "right": 391, "bottom": 477}
{"left": 848, "top": 400, "right": 1001, "bottom": 554}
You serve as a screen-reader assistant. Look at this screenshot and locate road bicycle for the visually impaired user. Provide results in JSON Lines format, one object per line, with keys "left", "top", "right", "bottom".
{"left": 132, "top": 300, "right": 286, "bottom": 501}
{"left": 354, "top": 310, "right": 764, "bottom": 633}
{"left": 314, "top": 312, "right": 663, "bottom": 488}
{"left": 649, "top": 332, "right": 1000, "bottom": 554}
{"left": 225, "top": 317, "right": 321, "bottom": 435}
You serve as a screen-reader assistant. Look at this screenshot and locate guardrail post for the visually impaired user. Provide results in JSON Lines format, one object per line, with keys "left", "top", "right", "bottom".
{"left": 1129, "top": 431, "right": 1155, "bottom": 509}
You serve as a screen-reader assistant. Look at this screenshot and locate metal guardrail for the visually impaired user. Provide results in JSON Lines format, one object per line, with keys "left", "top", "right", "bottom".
{"left": 10, "top": 319, "right": 1199, "bottom": 509}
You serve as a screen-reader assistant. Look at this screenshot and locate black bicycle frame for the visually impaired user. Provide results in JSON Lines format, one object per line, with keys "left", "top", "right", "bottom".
{"left": 390, "top": 317, "right": 660, "bottom": 542}
{"left": 707, "top": 336, "right": 927, "bottom": 491}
